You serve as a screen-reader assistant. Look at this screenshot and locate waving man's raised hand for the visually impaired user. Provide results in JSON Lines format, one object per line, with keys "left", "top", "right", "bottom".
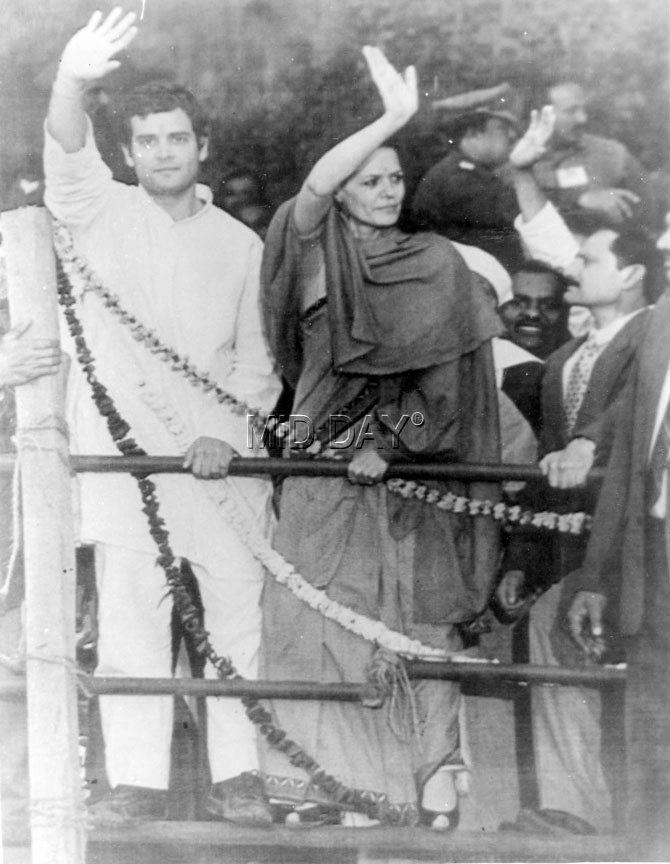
{"left": 58, "top": 7, "right": 138, "bottom": 84}
{"left": 510, "top": 105, "right": 555, "bottom": 169}
{"left": 362, "top": 46, "right": 418, "bottom": 125}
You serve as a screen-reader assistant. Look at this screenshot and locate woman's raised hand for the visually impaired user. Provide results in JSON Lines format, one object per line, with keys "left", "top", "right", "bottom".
{"left": 362, "top": 46, "right": 418, "bottom": 126}
{"left": 58, "top": 7, "right": 138, "bottom": 84}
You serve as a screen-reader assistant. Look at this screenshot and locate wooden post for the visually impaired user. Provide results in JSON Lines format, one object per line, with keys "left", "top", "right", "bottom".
{"left": 2, "top": 207, "right": 85, "bottom": 864}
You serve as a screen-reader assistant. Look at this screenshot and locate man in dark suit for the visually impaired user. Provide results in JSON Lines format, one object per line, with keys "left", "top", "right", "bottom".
{"left": 568, "top": 213, "right": 670, "bottom": 854}
{"left": 498, "top": 221, "right": 657, "bottom": 832}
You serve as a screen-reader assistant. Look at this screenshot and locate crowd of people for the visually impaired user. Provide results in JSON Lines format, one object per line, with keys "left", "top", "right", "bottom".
{"left": 2, "top": 6, "right": 670, "bottom": 857}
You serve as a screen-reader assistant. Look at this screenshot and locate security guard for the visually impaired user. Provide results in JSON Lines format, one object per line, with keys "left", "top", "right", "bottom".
{"left": 412, "top": 93, "right": 522, "bottom": 272}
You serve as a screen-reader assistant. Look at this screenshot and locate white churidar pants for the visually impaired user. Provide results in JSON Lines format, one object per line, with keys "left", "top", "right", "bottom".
{"left": 95, "top": 541, "right": 261, "bottom": 790}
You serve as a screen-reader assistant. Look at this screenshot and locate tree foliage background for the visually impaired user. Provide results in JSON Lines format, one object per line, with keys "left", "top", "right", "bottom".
{"left": 1, "top": 0, "right": 668, "bottom": 208}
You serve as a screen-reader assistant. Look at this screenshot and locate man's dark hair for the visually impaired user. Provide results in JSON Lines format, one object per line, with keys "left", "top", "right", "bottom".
{"left": 609, "top": 224, "right": 661, "bottom": 303}
{"left": 513, "top": 259, "right": 570, "bottom": 290}
{"left": 115, "top": 81, "right": 210, "bottom": 148}
{"left": 565, "top": 212, "right": 659, "bottom": 302}
{"left": 563, "top": 209, "right": 616, "bottom": 238}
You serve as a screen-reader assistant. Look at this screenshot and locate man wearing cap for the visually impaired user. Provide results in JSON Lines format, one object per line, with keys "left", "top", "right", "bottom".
{"left": 533, "top": 82, "right": 649, "bottom": 225}
{"left": 411, "top": 88, "right": 522, "bottom": 272}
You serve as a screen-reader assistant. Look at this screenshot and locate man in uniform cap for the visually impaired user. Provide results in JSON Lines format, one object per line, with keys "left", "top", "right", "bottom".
{"left": 411, "top": 84, "right": 523, "bottom": 272}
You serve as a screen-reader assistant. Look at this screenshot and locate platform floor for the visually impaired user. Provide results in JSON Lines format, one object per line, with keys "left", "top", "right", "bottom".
{"left": 4, "top": 823, "right": 632, "bottom": 864}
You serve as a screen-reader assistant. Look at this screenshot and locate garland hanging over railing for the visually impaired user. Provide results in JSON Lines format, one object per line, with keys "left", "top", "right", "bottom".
{"left": 54, "top": 221, "right": 591, "bottom": 538}
{"left": 53, "top": 221, "right": 269, "bottom": 437}
{"left": 138, "top": 382, "right": 451, "bottom": 662}
{"left": 54, "top": 248, "right": 419, "bottom": 826}
{"left": 386, "top": 480, "right": 591, "bottom": 535}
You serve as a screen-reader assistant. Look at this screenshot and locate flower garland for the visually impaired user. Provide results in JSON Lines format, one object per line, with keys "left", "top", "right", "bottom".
{"left": 52, "top": 221, "right": 269, "bottom": 437}
{"left": 386, "top": 480, "right": 592, "bottom": 535}
{"left": 54, "top": 221, "right": 593, "bottom": 538}
{"left": 54, "top": 248, "right": 418, "bottom": 825}
{"left": 138, "top": 384, "right": 452, "bottom": 661}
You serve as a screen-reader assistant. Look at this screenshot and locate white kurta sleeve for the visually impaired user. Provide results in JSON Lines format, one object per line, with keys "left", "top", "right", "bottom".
{"left": 224, "top": 238, "right": 281, "bottom": 414}
{"left": 193, "top": 238, "right": 280, "bottom": 454}
{"left": 514, "top": 201, "right": 580, "bottom": 272}
{"left": 43, "top": 117, "right": 114, "bottom": 228}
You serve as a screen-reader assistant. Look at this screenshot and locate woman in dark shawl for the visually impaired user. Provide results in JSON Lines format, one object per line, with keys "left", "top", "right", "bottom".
{"left": 258, "top": 47, "right": 502, "bottom": 827}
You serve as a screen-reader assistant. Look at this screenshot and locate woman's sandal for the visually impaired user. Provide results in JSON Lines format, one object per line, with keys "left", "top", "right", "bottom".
{"left": 273, "top": 801, "right": 342, "bottom": 827}
{"left": 419, "top": 765, "right": 463, "bottom": 832}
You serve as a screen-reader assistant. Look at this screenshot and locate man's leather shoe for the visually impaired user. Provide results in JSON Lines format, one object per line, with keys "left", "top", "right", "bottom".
{"left": 87, "top": 785, "right": 167, "bottom": 828}
{"left": 206, "top": 771, "right": 273, "bottom": 826}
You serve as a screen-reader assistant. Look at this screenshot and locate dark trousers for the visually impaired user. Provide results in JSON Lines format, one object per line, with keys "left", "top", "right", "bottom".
{"left": 625, "top": 518, "right": 670, "bottom": 855}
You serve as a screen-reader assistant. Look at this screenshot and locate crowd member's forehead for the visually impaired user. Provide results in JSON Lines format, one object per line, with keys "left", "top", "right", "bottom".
{"left": 549, "top": 83, "right": 586, "bottom": 109}
{"left": 512, "top": 269, "right": 562, "bottom": 297}
{"left": 486, "top": 117, "right": 511, "bottom": 134}
{"left": 580, "top": 228, "right": 618, "bottom": 259}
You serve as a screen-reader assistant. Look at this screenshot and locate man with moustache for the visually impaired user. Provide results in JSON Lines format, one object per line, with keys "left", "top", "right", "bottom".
{"left": 566, "top": 213, "right": 670, "bottom": 855}
{"left": 499, "top": 261, "right": 570, "bottom": 361}
{"left": 497, "top": 112, "right": 657, "bottom": 833}
{"left": 495, "top": 261, "right": 570, "bottom": 439}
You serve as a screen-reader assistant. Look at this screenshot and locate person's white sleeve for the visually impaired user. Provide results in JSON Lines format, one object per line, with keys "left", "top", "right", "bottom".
{"left": 195, "top": 238, "right": 281, "bottom": 454}
{"left": 514, "top": 201, "right": 579, "bottom": 272}
{"left": 225, "top": 238, "right": 281, "bottom": 413}
{"left": 43, "top": 116, "right": 113, "bottom": 228}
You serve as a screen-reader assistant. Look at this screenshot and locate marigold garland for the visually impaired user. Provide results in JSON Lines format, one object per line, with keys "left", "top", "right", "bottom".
{"left": 54, "top": 245, "right": 418, "bottom": 825}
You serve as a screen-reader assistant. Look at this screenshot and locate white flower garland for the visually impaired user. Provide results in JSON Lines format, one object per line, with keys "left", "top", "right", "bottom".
{"left": 54, "top": 220, "right": 592, "bottom": 539}
{"left": 54, "top": 223, "right": 455, "bottom": 660}
{"left": 52, "top": 221, "right": 269, "bottom": 435}
{"left": 385, "top": 479, "right": 592, "bottom": 535}
{"left": 137, "top": 382, "right": 454, "bottom": 660}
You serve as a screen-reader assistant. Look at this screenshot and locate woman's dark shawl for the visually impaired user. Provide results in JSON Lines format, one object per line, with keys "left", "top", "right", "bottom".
{"left": 261, "top": 198, "right": 503, "bottom": 625}
{"left": 262, "top": 198, "right": 500, "bottom": 385}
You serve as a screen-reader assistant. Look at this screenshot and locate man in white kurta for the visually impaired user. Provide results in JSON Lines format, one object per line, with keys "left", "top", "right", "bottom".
{"left": 44, "top": 9, "right": 280, "bottom": 825}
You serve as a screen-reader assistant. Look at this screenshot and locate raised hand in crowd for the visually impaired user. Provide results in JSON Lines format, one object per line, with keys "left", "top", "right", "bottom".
{"left": 56, "top": 8, "right": 138, "bottom": 85}
{"left": 509, "top": 106, "right": 555, "bottom": 170}
{"left": 48, "top": 7, "right": 138, "bottom": 153}
{"left": 363, "top": 45, "right": 418, "bottom": 126}
{"left": 509, "top": 106, "right": 562, "bottom": 225}
{"left": 539, "top": 437, "right": 596, "bottom": 488}
{"left": 577, "top": 188, "right": 640, "bottom": 224}
{"left": 0, "top": 321, "right": 60, "bottom": 388}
